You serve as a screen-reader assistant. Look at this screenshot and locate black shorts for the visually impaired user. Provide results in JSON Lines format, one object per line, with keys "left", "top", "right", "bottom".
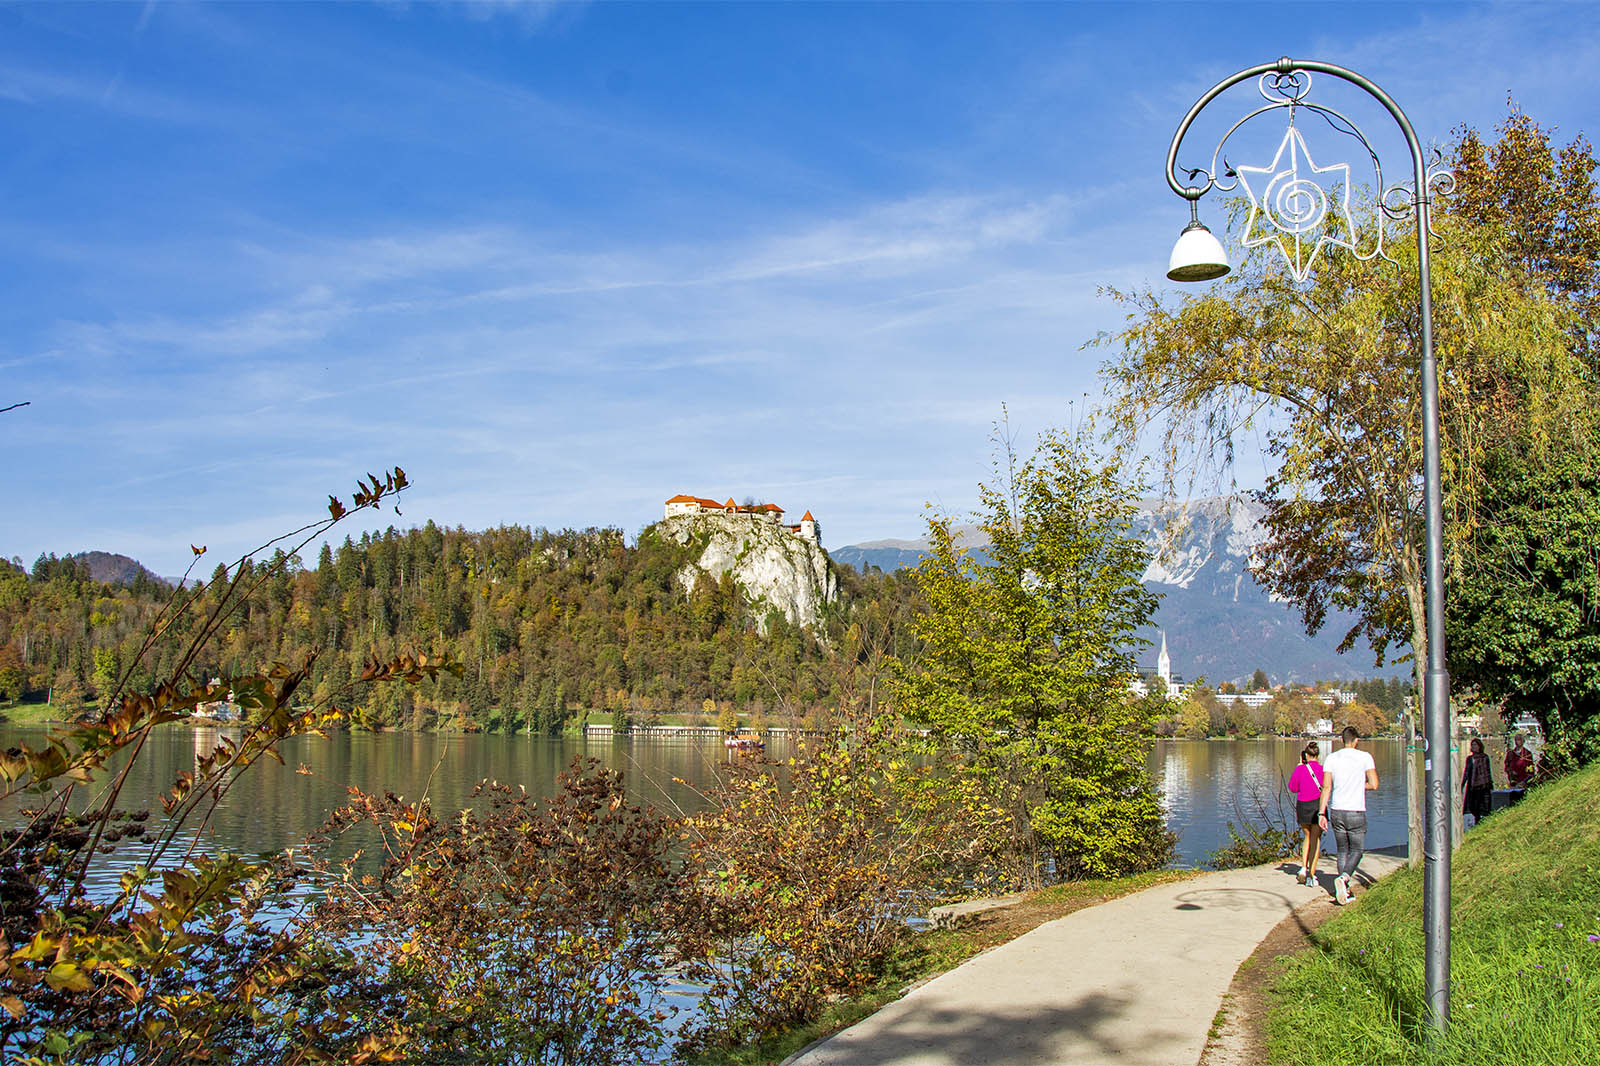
{"left": 1296, "top": 799, "right": 1322, "bottom": 827}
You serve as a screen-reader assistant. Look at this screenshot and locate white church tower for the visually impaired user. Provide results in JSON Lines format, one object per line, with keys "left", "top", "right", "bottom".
{"left": 1157, "top": 631, "right": 1171, "bottom": 685}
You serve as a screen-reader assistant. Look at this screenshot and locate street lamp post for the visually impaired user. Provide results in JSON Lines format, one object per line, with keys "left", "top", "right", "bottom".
{"left": 1162, "top": 57, "right": 1454, "bottom": 1032}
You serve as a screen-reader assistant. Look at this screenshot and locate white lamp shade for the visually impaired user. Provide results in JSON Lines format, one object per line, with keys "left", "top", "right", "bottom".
{"left": 1167, "top": 222, "right": 1230, "bottom": 282}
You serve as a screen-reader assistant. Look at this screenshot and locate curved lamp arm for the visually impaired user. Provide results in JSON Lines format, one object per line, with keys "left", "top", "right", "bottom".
{"left": 1162, "top": 56, "right": 1452, "bottom": 1035}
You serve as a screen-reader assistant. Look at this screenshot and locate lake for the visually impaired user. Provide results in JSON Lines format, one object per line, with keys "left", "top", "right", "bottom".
{"left": 1, "top": 726, "right": 1419, "bottom": 889}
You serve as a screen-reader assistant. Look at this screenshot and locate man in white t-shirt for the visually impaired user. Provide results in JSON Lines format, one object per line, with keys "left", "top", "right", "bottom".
{"left": 1318, "top": 725, "right": 1379, "bottom": 905}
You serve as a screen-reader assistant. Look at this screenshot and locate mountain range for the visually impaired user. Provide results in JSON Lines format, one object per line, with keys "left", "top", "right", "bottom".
{"left": 832, "top": 497, "right": 1402, "bottom": 686}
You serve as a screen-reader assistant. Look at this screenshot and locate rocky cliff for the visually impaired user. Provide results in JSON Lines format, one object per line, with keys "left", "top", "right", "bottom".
{"left": 658, "top": 514, "right": 838, "bottom": 630}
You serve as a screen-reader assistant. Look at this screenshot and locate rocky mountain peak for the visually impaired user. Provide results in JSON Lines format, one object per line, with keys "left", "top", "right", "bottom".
{"left": 833, "top": 496, "right": 1392, "bottom": 684}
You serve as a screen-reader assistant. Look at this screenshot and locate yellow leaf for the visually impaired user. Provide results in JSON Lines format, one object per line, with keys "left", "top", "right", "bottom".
{"left": 45, "top": 962, "right": 91, "bottom": 993}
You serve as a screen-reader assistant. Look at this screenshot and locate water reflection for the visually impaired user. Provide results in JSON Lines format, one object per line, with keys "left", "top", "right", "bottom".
{"left": 1151, "top": 738, "right": 1412, "bottom": 864}
{"left": 2, "top": 727, "right": 1426, "bottom": 882}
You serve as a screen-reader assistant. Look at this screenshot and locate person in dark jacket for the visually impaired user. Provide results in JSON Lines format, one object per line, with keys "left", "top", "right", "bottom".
{"left": 1462, "top": 737, "right": 1493, "bottom": 826}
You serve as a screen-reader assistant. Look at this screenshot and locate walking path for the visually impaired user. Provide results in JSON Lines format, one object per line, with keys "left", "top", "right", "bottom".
{"left": 786, "top": 849, "right": 1407, "bottom": 1066}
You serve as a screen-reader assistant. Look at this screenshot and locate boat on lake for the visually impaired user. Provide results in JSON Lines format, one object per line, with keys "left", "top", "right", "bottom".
{"left": 724, "top": 732, "right": 765, "bottom": 752}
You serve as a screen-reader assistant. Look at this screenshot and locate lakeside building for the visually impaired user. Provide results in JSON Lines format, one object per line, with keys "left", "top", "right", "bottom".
{"left": 1213, "top": 689, "right": 1358, "bottom": 709}
{"left": 663, "top": 494, "right": 821, "bottom": 545}
{"left": 192, "top": 678, "right": 238, "bottom": 721}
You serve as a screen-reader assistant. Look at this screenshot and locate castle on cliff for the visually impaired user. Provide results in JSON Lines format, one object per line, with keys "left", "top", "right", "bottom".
{"left": 664, "top": 494, "right": 821, "bottom": 545}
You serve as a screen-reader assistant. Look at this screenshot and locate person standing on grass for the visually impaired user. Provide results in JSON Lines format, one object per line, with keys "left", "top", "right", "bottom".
{"left": 1288, "top": 741, "right": 1326, "bottom": 887}
{"left": 1462, "top": 737, "right": 1493, "bottom": 826}
{"left": 1505, "top": 732, "right": 1534, "bottom": 795}
{"left": 1318, "top": 725, "right": 1378, "bottom": 906}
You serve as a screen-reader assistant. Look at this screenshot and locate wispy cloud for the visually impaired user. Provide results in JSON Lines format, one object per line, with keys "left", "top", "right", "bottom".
{"left": 0, "top": 58, "right": 238, "bottom": 125}
{"left": 2, "top": 0, "right": 1592, "bottom": 575}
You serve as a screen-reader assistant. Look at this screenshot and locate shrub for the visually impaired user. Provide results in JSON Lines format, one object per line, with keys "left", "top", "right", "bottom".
{"left": 671, "top": 720, "right": 1006, "bottom": 1054}
{"left": 308, "top": 760, "right": 679, "bottom": 1065}
{"left": 0, "top": 471, "right": 456, "bottom": 1065}
{"left": 1205, "top": 783, "right": 1301, "bottom": 870}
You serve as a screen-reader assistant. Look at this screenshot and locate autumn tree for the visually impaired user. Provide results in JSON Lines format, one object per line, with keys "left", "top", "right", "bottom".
{"left": 311, "top": 762, "right": 679, "bottom": 1066}
{"left": 1177, "top": 688, "right": 1216, "bottom": 738}
{"left": 1443, "top": 109, "right": 1600, "bottom": 766}
{"left": 1451, "top": 105, "right": 1600, "bottom": 366}
{"left": 0, "top": 470, "right": 462, "bottom": 1065}
{"left": 674, "top": 720, "right": 1006, "bottom": 1051}
{"left": 1099, "top": 121, "right": 1590, "bottom": 701}
{"left": 0, "top": 645, "right": 23, "bottom": 704}
{"left": 893, "top": 427, "right": 1174, "bottom": 883}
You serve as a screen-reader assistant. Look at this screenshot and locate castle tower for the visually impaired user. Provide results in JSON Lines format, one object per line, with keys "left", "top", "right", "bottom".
{"left": 1157, "top": 632, "right": 1171, "bottom": 685}
{"left": 799, "top": 510, "right": 819, "bottom": 544}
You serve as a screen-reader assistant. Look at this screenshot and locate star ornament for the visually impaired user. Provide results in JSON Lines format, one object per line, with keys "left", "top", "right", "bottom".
{"left": 1236, "top": 126, "right": 1358, "bottom": 282}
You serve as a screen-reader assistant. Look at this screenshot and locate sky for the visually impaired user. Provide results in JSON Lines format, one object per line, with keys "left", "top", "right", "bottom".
{"left": 4, "top": 1, "right": 1599, "bottom": 579}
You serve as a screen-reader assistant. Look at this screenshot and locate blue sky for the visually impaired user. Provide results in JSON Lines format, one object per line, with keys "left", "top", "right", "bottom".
{"left": 4, "top": 1, "right": 1598, "bottom": 578}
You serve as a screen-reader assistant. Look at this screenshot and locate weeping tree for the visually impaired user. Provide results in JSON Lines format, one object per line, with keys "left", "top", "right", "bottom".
{"left": 1095, "top": 162, "right": 1590, "bottom": 715}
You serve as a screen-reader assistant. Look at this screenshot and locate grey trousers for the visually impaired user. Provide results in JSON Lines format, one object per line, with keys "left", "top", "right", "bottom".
{"left": 1328, "top": 809, "right": 1368, "bottom": 879}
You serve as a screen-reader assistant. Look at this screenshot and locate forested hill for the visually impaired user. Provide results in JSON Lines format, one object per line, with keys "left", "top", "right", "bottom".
{"left": 72, "top": 551, "right": 172, "bottom": 590}
{"left": 0, "top": 522, "right": 923, "bottom": 732}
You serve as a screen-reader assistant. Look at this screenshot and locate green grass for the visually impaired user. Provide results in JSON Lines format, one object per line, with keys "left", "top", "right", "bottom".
{"left": 1266, "top": 760, "right": 1600, "bottom": 1066}
{"left": 684, "top": 867, "right": 1198, "bottom": 1066}
{"left": 0, "top": 701, "right": 72, "bottom": 727}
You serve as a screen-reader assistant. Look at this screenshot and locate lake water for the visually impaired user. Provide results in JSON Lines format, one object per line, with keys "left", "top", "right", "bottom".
{"left": 1, "top": 726, "right": 1418, "bottom": 888}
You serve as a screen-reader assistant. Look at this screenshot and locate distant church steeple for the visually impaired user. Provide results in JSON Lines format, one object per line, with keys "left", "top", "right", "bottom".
{"left": 1157, "top": 632, "right": 1171, "bottom": 684}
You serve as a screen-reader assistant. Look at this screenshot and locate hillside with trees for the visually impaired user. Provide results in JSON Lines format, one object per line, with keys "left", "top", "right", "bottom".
{"left": 0, "top": 522, "right": 924, "bottom": 732}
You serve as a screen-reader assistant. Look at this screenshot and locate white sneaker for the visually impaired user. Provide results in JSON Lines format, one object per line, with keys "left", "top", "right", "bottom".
{"left": 1335, "top": 875, "right": 1350, "bottom": 906}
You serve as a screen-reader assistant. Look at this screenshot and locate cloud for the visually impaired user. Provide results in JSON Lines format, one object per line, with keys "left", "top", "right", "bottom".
{"left": 11, "top": 176, "right": 1151, "bottom": 571}
{"left": 0, "top": 58, "right": 240, "bottom": 125}
{"left": 443, "top": 1, "right": 582, "bottom": 32}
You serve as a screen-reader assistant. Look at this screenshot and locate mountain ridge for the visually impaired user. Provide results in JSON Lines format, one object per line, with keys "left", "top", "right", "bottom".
{"left": 832, "top": 497, "right": 1400, "bottom": 686}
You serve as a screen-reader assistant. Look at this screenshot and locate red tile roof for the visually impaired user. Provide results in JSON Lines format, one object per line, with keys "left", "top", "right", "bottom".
{"left": 801, "top": 511, "right": 814, "bottom": 522}
{"left": 668, "top": 495, "right": 808, "bottom": 518}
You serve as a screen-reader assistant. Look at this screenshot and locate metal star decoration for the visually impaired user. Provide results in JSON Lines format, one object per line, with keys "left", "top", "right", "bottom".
{"left": 1236, "top": 126, "right": 1357, "bottom": 281}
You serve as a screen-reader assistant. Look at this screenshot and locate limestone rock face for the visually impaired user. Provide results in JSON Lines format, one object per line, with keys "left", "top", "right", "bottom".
{"left": 658, "top": 514, "right": 837, "bottom": 629}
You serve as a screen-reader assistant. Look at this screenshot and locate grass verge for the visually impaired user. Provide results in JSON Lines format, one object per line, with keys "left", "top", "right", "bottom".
{"left": 0, "top": 701, "right": 68, "bottom": 727}
{"left": 1266, "top": 760, "right": 1600, "bottom": 1065}
{"left": 685, "top": 867, "right": 1199, "bottom": 1066}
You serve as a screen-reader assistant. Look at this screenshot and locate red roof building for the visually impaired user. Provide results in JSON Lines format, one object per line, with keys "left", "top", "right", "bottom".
{"left": 663, "top": 494, "right": 818, "bottom": 544}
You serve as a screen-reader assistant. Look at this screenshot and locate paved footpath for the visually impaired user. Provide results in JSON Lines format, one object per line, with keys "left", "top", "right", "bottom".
{"left": 786, "top": 850, "right": 1407, "bottom": 1066}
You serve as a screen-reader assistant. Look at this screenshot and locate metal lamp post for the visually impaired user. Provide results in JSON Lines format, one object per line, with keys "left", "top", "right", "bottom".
{"left": 1162, "top": 57, "right": 1454, "bottom": 1032}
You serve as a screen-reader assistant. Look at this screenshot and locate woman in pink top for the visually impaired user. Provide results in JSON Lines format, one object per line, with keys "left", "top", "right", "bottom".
{"left": 1288, "top": 742, "right": 1325, "bottom": 887}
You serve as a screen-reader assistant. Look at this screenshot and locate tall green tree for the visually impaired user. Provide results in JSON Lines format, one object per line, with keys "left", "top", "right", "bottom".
{"left": 1447, "top": 426, "right": 1600, "bottom": 764}
{"left": 893, "top": 428, "right": 1174, "bottom": 884}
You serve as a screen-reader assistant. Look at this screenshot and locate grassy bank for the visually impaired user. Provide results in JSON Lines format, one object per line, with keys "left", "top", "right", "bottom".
{"left": 0, "top": 701, "right": 67, "bottom": 727}
{"left": 1267, "top": 760, "right": 1600, "bottom": 1065}
{"left": 686, "top": 867, "right": 1199, "bottom": 1066}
